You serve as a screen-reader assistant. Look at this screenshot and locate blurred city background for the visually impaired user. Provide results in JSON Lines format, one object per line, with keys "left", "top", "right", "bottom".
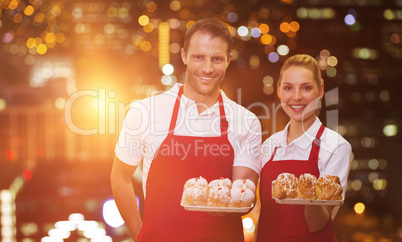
{"left": 0, "top": 0, "right": 401, "bottom": 241}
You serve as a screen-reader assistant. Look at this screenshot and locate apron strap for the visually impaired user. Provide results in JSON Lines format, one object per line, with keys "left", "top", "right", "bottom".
{"left": 308, "top": 124, "right": 325, "bottom": 162}
{"left": 268, "top": 147, "right": 278, "bottom": 162}
{"left": 169, "top": 86, "right": 228, "bottom": 136}
{"left": 218, "top": 94, "right": 228, "bottom": 137}
{"left": 269, "top": 124, "right": 325, "bottom": 163}
{"left": 168, "top": 86, "right": 184, "bottom": 133}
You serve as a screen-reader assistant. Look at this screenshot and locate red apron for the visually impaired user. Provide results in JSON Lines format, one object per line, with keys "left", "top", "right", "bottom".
{"left": 257, "top": 124, "right": 336, "bottom": 242}
{"left": 137, "top": 86, "right": 244, "bottom": 242}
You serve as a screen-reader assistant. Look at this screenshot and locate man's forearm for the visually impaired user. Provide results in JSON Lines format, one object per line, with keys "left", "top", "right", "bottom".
{"left": 111, "top": 178, "right": 143, "bottom": 240}
{"left": 110, "top": 157, "right": 142, "bottom": 240}
{"left": 232, "top": 166, "right": 259, "bottom": 185}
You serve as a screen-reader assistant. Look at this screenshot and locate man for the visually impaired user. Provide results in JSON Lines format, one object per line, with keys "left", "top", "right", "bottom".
{"left": 111, "top": 18, "right": 261, "bottom": 241}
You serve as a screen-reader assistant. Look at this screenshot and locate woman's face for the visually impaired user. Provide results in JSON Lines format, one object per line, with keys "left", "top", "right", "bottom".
{"left": 278, "top": 65, "right": 324, "bottom": 126}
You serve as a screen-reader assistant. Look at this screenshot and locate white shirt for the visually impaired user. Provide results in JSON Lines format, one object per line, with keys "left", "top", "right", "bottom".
{"left": 261, "top": 118, "right": 352, "bottom": 219}
{"left": 116, "top": 84, "right": 262, "bottom": 196}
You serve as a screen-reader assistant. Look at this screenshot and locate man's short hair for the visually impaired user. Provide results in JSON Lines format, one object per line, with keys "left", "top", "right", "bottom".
{"left": 183, "top": 18, "right": 233, "bottom": 57}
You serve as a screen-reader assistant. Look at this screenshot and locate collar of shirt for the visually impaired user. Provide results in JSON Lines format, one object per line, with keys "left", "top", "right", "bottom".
{"left": 277, "top": 117, "right": 324, "bottom": 150}
{"left": 170, "top": 83, "right": 223, "bottom": 116}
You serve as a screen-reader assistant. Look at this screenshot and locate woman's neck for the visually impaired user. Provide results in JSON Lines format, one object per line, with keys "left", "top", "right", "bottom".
{"left": 287, "top": 116, "right": 317, "bottom": 144}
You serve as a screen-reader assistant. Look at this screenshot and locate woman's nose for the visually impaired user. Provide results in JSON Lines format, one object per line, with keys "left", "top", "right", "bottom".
{"left": 293, "top": 89, "right": 302, "bottom": 100}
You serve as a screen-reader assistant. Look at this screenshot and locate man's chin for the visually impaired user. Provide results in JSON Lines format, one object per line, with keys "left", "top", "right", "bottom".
{"left": 198, "top": 85, "right": 220, "bottom": 96}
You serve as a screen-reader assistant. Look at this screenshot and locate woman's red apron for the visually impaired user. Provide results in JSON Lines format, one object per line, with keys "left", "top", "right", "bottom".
{"left": 257, "top": 124, "right": 336, "bottom": 242}
{"left": 137, "top": 86, "right": 244, "bottom": 242}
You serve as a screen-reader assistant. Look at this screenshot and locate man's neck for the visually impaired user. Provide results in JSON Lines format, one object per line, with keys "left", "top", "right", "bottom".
{"left": 182, "top": 86, "right": 220, "bottom": 114}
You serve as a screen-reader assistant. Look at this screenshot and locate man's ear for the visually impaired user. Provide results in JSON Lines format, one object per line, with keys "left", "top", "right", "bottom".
{"left": 227, "top": 52, "right": 232, "bottom": 66}
{"left": 181, "top": 48, "right": 187, "bottom": 65}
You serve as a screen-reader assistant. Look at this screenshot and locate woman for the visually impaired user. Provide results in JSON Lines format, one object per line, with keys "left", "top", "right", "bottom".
{"left": 257, "top": 54, "right": 352, "bottom": 241}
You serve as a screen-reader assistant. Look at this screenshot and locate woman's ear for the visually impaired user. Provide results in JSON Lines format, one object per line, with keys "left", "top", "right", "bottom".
{"left": 319, "top": 83, "right": 324, "bottom": 99}
{"left": 277, "top": 84, "right": 281, "bottom": 98}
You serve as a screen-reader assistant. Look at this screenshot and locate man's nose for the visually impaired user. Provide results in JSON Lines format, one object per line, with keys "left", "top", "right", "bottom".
{"left": 201, "top": 59, "right": 213, "bottom": 73}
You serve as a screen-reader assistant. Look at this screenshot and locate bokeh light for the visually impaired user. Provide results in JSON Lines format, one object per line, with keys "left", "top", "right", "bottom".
{"left": 242, "top": 217, "right": 255, "bottom": 233}
{"left": 289, "top": 21, "right": 300, "bottom": 32}
{"left": 277, "top": 45, "right": 289, "bottom": 56}
{"left": 251, "top": 27, "right": 261, "bottom": 38}
{"left": 237, "top": 26, "right": 249, "bottom": 37}
{"left": 260, "top": 34, "right": 273, "bottom": 45}
{"left": 161, "top": 75, "right": 177, "bottom": 86}
{"left": 262, "top": 75, "right": 274, "bottom": 86}
{"left": 383, "top": 124, "right": 397, "bottom": 137}
{"left": 55, "top": 98, "right": 66, "bottom": 109}
{"left": 37, "top": 44, "right": 47, "bottom": 55}
{"left": 373, "top": 179, "right": 387, "bottom": 191}
{"left": 354, "top": 202, "right": 365, "bottom": 214}
{"left": 146, "top": 2, "right": 157, "bottom": 12}
{"left": 249, "top": 55, "right": 260, "bottom": 70}
{"left": 138, "top": 15, "right": 149, "bottom": 26}
{"left": 0, "top": 98, "right": 6, "bottom": 111}
{"left": 327, "top": 56, "right": 338, "bottom": 66}
{"left": 24, "top": 5, "right": 35, "bottom": 16}
{"left": 227, "top": 12, "right": 238, "bottom": 22}
{"left": 326, "top": 67, "right": 337, "bottom": 77}
{"left": 162, "top": 64, "right": 174, "bottom": 75}
{"left": 345, "top": 14, "right": 356, "bottom": 25}
{"left": 170, "top": 1, "right": 181, "bottom": 11}
{"left": 379, "top": 90, "right": 390, "bottom": 101}
{"left": 268, "top": 52, "right": 280, "bottom": 63}
{"left": 279, "top": 22, "right": 290, "bottom": 33}
{"left": 259, "top": 23, "right": 269, "bottom": 34}
{"left": 102, "top": 199, "right": 124, "bottom": 228}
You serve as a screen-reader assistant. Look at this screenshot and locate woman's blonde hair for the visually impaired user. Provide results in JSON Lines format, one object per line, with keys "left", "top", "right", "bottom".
{"left": 278, "top": 54, "right": 324, "bottom": 87}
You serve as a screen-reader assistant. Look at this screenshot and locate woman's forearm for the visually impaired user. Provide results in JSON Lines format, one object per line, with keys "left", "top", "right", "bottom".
{"left": 304, "top": 205, "right": 333, "bottom": 232}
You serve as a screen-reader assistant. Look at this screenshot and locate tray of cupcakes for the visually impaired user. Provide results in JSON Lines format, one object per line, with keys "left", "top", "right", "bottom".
{"left": 272, "top": 173, "right": 344, "bottom": 206}
{"left": 181, "top": 176, "right": 255, "bottom": 213}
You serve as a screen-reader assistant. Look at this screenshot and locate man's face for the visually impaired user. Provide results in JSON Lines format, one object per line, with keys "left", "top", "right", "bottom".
{"left": 181, "top": 31, "right": 232, "bottom": 101}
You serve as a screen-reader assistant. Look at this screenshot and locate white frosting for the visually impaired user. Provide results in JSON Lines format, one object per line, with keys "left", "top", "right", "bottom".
{"left": 232, "top": 179, "right": 256, "bottom": 193}
{"left": 230, "top": 187, "right": 255, "bottom": 207}
{"left": 208, "top": 178, "right": 231, "bottom": 189}
{"left": 184, "top": 176, "right": 208, "bottom": 189}
{"left": 182, "top": 186, "right": 208, "bottom": 205}
{"left": 207, "top": 186, "right": 231, "bottom": 207}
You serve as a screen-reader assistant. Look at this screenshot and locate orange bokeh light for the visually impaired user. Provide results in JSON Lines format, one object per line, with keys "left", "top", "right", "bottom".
{"left": 6, "top": 149, "right": 16, "bottom": 161}
{"left": 279, "top": 22, "right": 290, "bottom": 33}
{"left": 259, "top": 23, "right": 270, "bottom": 34}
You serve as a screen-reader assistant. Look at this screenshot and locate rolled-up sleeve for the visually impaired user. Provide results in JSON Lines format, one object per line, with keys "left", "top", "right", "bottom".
{"left": 320, "top": 140, "right": 352, "bottom": 220}
{"left": 321, "top": 142, "right": 352, "bottom": 192}
{"left": 232, "top": 112, "right": 262, "bottom": 175}
{"left": 115, "top": 101, "right": 150, "bottom": 166}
